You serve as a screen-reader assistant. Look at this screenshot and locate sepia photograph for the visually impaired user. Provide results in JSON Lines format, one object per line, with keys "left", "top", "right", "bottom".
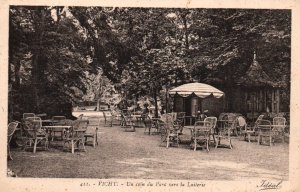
{"left": 1, "top": 0, "right": 300, "bottom": 191}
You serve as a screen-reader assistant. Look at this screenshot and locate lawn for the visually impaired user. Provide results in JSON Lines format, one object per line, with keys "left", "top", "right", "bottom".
{"left": 8, "top": 121, "right": 289, "bottom": 180}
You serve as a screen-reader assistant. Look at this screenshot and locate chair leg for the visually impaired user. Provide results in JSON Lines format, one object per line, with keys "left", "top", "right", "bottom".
{"left": 45, "top": 139, "right": 49, "bottom": 150}
{"left": 166, "top": 136, "right": 170, "bottom": 148}
{"left": 212, "top": 134, "right": 216, "bottom": 145}
{"left": 93, "top": 136, "right": 96, "bottom": 148}
{"left": 7, "top": 144, "right": 13, "bottom": 160}
{"left": 206, "top": 139, "right": 210, "bottom": 152}
{"left": 194, "top": 138, "right": 197, "bottom": 151}
{"left": 71, "top": 140, "right": 75, "bottom": 154}
{"left": 33, "top": 138, "right": 38, "bottom": 153}
{"left": 82, "top": 140, "right": 86, "bottom": 152}
{"left": 229, "top": 138, "right": 233, "bottom": 149}
{"left": 215, "top": 137, "right": 218, "bottom": 148}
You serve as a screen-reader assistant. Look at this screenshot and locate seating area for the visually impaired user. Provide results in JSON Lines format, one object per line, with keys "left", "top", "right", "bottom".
{"left": 8, "top": 110, "right": 290, "bottom": 159}
{"left": 9, "top": 113, "right": 101, "bottom": 156}
{"left": 7, "top": 110, "right": 289, "bottom": 180}
{"left": 6, "top": 109, "right": 290, "bottom": 181}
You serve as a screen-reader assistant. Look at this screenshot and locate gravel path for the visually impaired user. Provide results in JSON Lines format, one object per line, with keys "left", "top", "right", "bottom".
{"left": 8, "top": 123, "right": 289, "bottom": 180}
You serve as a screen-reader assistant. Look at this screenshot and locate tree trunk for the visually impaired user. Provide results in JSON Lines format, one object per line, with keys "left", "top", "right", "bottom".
{"left": 32, "top": 53, "right": 40, "bottom": 112}
{"left": 153, "top": 88, "right": 159, "bottom": 118}
{"left": 182, "top": 14, "right": 189, "bottom": 50}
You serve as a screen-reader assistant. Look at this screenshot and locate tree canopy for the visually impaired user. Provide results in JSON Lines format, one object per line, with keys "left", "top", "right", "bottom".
{"left": 9, "top": 6, "right": 291, "bottom": 119}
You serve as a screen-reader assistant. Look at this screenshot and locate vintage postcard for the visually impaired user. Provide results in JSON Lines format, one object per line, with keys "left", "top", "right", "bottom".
{"left": 1, "top": 0, "right": 300, "bottom": 191}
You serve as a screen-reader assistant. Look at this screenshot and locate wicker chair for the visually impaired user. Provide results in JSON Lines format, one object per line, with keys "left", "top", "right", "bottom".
{"left": 244, "top": 114, "right": 264, "bottom": 142}
{"left": 272, "top": 117, "right": 286, "bottom": 143}
{"left": 192, "top": 117, "right": 217, "bottom": 152}
{"left": 23, "top": 117, "right": 48, "bottom": 153}
{"left": 7, "top": 121, "right": 20, "bottom": 160}
{"left": 164, "top": 113, "right": 181, "bottom": 148}
{"left": 63, "top": 119, "right": 88, "bottom": 153}
{"left": 215, "top": 116, "right": 235, "bottom": 149}
{"left": 257, "top": 119, "right": 274, "bottom": 146}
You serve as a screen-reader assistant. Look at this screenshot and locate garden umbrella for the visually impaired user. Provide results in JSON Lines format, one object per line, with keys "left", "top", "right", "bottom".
{"left": 169, "top": 82, "right": 224, "bottom": 98}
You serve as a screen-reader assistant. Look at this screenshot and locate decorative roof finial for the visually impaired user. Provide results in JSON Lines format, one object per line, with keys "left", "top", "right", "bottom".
{"left": 252, "top": 50, "right": 258, "bottom": 67}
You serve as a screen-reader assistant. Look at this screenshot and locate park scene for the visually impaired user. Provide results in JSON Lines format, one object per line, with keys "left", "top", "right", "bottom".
{"left": 7, "top": 6, "right": 290, "bottom": 180}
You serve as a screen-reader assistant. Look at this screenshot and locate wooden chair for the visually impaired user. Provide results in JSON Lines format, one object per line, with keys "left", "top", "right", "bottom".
{"left": 7, "top": 121, "right": 20, "bottom": 160}
{"left": 272, "top": 117, "right": 286, "bottom": 143}
{"left": 103, "top": 110, "right": 113, "bottom": 127}
{"left": 23, "top": 117, "right": 48, "bottom": 153}
{"left": 63, "top": 120, "right": 88, "bottom": 153}
{"left": 257, "top": 119, "right": 274, "bottom": 146}
{"left": 84, "top": 116, "right": 99, "bottom": 147}
{"left": 191, "top": 117, "right": 217, "bottom": 152}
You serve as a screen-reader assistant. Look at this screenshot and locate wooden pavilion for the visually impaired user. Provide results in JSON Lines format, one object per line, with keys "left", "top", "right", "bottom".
{"left": 230, "top": 53, "right": 286, "bottom": 120}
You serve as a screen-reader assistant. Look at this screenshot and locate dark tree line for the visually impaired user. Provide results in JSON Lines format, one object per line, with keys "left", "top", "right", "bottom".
{"left": 9, "top": 6, "right": 290, "bottom": 120}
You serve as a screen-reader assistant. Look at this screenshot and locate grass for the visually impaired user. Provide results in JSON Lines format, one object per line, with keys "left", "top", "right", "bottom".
{"left": 8, "top": 120, "right": 289, "bottom": 180}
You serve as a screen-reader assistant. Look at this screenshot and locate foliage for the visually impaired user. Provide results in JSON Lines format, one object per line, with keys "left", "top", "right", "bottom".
{"left": 9, "top": 6, "right": 291, "bottom": 119}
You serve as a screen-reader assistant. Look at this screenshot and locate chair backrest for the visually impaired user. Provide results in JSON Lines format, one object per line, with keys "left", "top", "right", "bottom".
{"left": 23, "top": 113, "right": 35, "bottom": 119}
{"left": 194, "top": 120, "right": 211, "bottom": 132}
{"left": 8, "top": 122, "right": 19, "bottom": 141}
{"left": 257, "top": 114, "right": 264, "bottom": 121}
{"left": 177, "top": 112, "right": 185, "bottom": 119}
{"left": 25, "top": 117, "right": 42, "bottom": 129}
{"left": 204, "top": 116, "right": 217, "bottom": 130}
{"left": 257, "top": 119, "right": 272, "bottom": 129}
{"left": 163, "top": 113, "right": 175, "bottom": 129}
{"left": 273, "top": 117, "right": 286, "bottom": 128}
{"left": 227, "top": 113, "right": 238, "bottom": 122}
{"left": 23, "top": 117, "right": 43, "bottom": 137}
{"left": 218, "top": 113, "right": 227, "bottom": 120}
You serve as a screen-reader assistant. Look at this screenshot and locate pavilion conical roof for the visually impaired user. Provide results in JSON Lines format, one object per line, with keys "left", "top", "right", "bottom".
{"left": 236, "top": 52, "right": 276, "bottom": 87}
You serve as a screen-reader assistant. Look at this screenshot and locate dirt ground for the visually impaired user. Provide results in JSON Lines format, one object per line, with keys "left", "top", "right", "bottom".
{"left": 8, "top": 121, "right": 289, "bottom": 180}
